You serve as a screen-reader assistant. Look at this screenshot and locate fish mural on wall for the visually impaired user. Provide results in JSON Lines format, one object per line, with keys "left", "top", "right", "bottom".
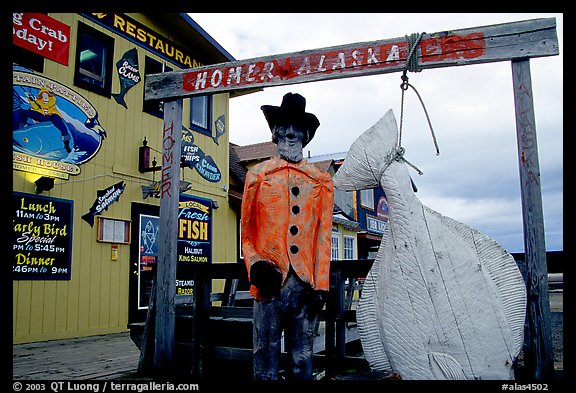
{"left": 12, "top": 65, "right": 107, "bottom": 178}
{"left": 332, "top": 109, "right": 527, "bottom": 380}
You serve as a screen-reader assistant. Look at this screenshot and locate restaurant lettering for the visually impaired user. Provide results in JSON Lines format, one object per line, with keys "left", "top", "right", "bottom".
{"left": 84, "top": 13, "right": 202, "bottom": 69}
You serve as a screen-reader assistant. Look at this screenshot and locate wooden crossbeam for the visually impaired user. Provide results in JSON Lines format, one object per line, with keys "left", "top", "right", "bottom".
{"left": 145, "top": 17, "right": 558, "bottom": 100}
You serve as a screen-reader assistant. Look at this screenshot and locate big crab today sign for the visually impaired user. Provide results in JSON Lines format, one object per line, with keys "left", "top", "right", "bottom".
{"left": 13, "top": 13, "right": 71, "bottom": 66}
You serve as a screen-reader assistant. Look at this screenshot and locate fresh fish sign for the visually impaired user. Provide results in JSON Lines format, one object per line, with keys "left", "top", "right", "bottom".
{"left": 82, "top": 181, "right": 126, "bottom": 227}
{"left": 112, "top": 48, "right": 141, "bottom": 109}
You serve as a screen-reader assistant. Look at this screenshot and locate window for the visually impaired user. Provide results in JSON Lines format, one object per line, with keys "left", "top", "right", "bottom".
{"left": 344, "top": 236, "right": 356, "bottom": 260}
{"left": 74, "top": 22, "right": 114, "bottom": 96}
{"left": 360, "top": 189, "right": 374, "bottom": 210}
{"left": 331, "top": 232, "right": 341, "bottom": 261}
{"left": 190, "top": 94, "right": 212, "bottom": 136}
{"left": 143, "top": 56, "right": 172, "bottom": 118}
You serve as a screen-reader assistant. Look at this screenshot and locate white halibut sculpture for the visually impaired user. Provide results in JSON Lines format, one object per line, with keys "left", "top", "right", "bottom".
{"left": 332, "top": 109, "right": 527, "bottom": 380}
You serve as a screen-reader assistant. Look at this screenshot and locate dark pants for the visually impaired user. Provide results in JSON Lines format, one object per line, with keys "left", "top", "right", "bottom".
{"left": 253, "top": 270, "right": 319, "bottom": 380}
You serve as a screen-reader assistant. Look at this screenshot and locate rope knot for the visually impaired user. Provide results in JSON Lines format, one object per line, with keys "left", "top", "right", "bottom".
{"left": 394, "top": 146, "right": 406, "bottom": 161}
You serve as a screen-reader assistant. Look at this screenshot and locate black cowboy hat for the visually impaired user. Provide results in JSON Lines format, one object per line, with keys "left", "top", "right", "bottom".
{"left": 261, "top": 92, "right": 320, "bottom": 147}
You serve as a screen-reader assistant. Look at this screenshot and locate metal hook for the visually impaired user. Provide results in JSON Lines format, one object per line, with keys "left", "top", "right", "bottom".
{"left": 400, "top": 71, "right": 409, "bottom": 91}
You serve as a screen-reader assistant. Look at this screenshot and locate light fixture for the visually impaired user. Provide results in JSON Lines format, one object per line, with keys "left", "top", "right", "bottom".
{"left": 35, "top": 176, "right": 55, "bottom": 194}
{"left": 211, "top": 200, "right": 219, "bottom": 209}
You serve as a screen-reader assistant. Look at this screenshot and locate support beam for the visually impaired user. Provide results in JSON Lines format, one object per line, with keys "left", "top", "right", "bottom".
{"left": 145, "top": 18, "right": 558, "bottom": 100}
{"left": 511, "top": 59, "right": 554, "bottom": 380}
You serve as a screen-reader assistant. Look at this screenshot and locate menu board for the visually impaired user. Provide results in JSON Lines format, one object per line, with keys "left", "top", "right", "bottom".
{"left": 12, "top": 192, "right": 73, "bottom": 280}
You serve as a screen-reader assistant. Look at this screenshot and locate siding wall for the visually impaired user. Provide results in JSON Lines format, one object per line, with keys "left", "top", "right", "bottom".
{"left": 13, "top": 13, "right": 236, "bottom": 343}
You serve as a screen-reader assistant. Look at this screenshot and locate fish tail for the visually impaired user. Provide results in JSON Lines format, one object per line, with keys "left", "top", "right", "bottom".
{"left": 112, "top": 93, "right": 128, "bottom": 109}
{"left": 428, "top": 352, "right": 467, "bottom": 379}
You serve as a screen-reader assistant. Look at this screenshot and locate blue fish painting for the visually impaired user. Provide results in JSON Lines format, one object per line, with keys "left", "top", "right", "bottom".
{"left": 12, "top": 66, "right": 107, "bottom": 169}
{"left": 212, "top": 114, "right": 226, "bottom": 145}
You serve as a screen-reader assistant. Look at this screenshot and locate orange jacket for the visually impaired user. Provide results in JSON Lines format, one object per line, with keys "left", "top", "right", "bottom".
{"left": 241, "top": 156, "right": 334, "bottom": 300}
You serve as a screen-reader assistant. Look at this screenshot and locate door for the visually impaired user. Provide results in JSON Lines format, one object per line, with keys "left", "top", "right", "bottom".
{"left": 129, "top": 202, "right": 159, "bottom": 324}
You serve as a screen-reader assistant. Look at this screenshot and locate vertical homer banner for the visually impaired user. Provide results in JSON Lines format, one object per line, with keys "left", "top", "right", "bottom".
{"left": 12, "top": 192, "right": 74, "bottom": 280}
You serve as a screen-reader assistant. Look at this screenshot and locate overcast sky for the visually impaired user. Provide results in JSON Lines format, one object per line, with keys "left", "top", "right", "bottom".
{"left": 189, "top": 13, "right": 563, "bottom": 253}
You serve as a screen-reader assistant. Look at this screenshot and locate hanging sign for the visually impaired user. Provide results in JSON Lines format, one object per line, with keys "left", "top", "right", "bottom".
{"left": 12, "top": 13, "right": 71, "bottom": 66}
{"left": 82, "top": 181, "right": 126, "bottom": 227}
{"left": 141, "top": 180, "right": 192, "bottom": 199}
{"left": 145, "top": 18, "right": 559, "bottom": 100}
{"left": 112, "top": 48, "right": 141, "bottom": 109}
{"left": 12, "top": 192, "right": 73, "bottom": 280}
{"left": 212, "top": 114, "right": 226, "bottom": 145}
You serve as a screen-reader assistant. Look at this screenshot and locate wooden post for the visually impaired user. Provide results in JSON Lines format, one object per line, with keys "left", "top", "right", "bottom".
{"left": 325, "top": 264, "right": 339, "bottom": 376}
{"left": 154, "top": 99, "right": 183, "bottom": 373}
{"left": 511, "top": 59, "right": 554, "bottom": 380}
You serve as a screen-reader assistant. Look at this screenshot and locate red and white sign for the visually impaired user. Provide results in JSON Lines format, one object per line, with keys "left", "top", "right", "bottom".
{"left": 13, "top": 13, "right": 70, "bottom": 66}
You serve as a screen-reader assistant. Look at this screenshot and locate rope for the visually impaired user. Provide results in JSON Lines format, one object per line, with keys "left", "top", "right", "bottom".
{"left": 404, "top": 32, "right": 425, "bottom": 73}
{"left": 396, "top": 31, "right": 440, "bottom": 178}
{"left": 401, "top": 82, "right": 440, "bottom": 156}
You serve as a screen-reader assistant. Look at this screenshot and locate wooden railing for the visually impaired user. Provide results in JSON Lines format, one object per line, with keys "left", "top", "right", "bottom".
{"left": 133, "top": 251, "right": 563, "bottom": 378}
{"left": 187, "top": 259, "right": 374, "bottom": 378}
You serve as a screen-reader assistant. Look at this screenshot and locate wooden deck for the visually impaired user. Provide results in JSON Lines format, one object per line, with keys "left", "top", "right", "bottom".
{"left": 12, "top": 332, "right": 142, "bottom": 380}
{"left": 12, "top": 292, "right": 563, "bottom": 381}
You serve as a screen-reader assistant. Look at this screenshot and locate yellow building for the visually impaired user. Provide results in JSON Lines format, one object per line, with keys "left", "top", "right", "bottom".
{"left": 12, "top": 13, "right": 239, "bottom": 344}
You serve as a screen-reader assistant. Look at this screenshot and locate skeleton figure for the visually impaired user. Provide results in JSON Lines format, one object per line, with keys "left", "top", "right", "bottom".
{"left": 332, "top": 109, "right": 526, "bottom": 380}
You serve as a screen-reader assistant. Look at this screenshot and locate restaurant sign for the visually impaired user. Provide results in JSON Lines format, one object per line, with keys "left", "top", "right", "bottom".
{"left": 83, "top": 13, "right": 202, "bottom": 69}
{"left": 12, "top": 192, "right": 73, "bottom": 280}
